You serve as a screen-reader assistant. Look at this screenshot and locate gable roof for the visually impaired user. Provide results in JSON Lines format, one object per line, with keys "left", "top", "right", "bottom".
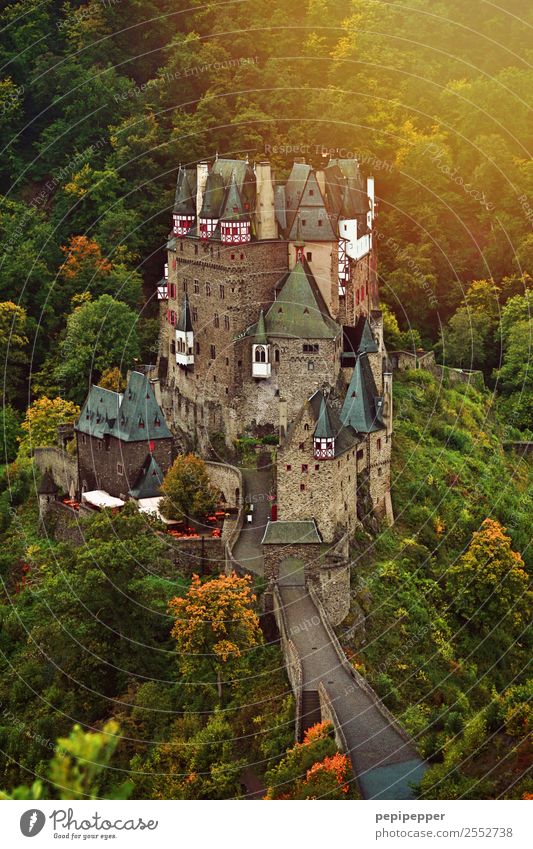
{"left": 261, "top": 519, "right": 321, "bottom": 545}
{"left": 262, "top": 259, "right": 340, "bottom": 340}
{"left": 76, "top": 372, "right": 172, "bottom": 442}
{"left": 128, "top": 454, "right": 165, "bottom": 499}
{"left": 341, "top": 354, "right": 385, "bottom": 433}
{"left": 287, "top": 171, "right": 337, "bottom": 241}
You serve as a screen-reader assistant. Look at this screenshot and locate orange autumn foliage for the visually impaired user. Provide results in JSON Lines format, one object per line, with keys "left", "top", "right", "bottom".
{"left": 60, "top": 235, "right": 112, "bottom": 280}
{"left": 304, "top": 752, "right": 351, "bottom": 794}
{"left": 168, "top": 573, "right": 262, "bottom": 693}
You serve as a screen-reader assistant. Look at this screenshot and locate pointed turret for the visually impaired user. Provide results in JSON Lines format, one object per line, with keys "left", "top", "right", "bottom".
{"left": 313, "top": 392, "right": 335, "bottom": 459}
{"left": 220, "top": 170, "right": 251, "bottom": 244}
{"left": 175, "top": 293, "right": 194, "bottom": 366}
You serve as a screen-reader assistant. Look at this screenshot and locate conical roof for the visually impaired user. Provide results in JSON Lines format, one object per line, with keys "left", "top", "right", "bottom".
{"left": 220, "top": 171, "right": 249, "bottom": 222}
{"left": 314, "top": 393, "right": 335, "bottom": 439}
{"left": 177, "top": 292, "right": 193, "bottom": 333}
{"left": 253, "top": 310, "right": 268, "bottom": 344}
{"left": 341, "top": 354, "right": 385, "bottom": 433}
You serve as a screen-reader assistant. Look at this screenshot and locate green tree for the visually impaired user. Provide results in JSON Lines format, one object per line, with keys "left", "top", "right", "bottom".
{"left": 0, "top": 301, "right": 29, "bottom": 402}
{"left": 56, "top": 294, "right": 140, "bottom": 403}
{"left": 159, "top": 453, "right": 217, "bottom": 523}
{"left": 0, "top": 720, "right": 132, "bottom": 800}
{"left": 446, "top": 519, "right": 531, "bottom": 635}
{"left": 0, "top": 405, "right": 22, "bottom": 464}
{"left": 18, "top": 397, "right": 79, "bottom": 458}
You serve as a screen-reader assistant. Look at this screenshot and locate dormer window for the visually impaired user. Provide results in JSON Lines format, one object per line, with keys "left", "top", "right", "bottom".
{"left": 155, "top": 417, "right": 161, "bottom": 427}
{"left": 139, "top": 419, "right": 145, "bottom": 429}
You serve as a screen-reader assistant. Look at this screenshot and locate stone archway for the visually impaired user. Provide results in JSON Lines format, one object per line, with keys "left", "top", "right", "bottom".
{"left": 279, "top": 557, "right": 305, "bottom": 587}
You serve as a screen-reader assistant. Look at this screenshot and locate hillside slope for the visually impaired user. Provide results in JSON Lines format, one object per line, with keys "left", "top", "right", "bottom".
{"left": 341, "top": 369, "right": 532, "bottom": 799}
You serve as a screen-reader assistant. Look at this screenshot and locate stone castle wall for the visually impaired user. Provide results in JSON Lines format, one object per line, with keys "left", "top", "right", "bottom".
{"left": 77, "top": 434, "right": 173, "bottom": 499}
{"left": 277, "top": 407, "right": 359, "bottom": 543}
{"left": 34, "top": 447, "right": 78, "bottom": 496}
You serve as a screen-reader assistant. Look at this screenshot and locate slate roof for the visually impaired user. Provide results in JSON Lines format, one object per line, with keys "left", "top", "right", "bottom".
{"left": 253, "top": 310, "right": 268, "bottom": 344}
{"left": 342, "top": 316, "right": 379, "bottom": 365}
{"left": 287, "top": 171, "right": 337, "bottom": 241}
{"left": 314, "top": 393, "right": 335, "bottom": 439}
{"left": 261, "top": 519, "right": 321, "bottom": 545}
{"left": 76, "top": 372, "right": 172, "bottom": 442}
{"left": 173, "top": 166, "right": 197, "bottom": 215}
{"left": 220, "top": 171, "right": 250, "bottom": 222}
{"left": 128, "top": 454, "right": 165, "bottom": 499}
{"left": 307, "top": 390, "right": 359, "bottom": 457}
{"left": 341, "top": 354, "right": 385, "bottom": 433}
{"left": 177, "top": 292, "right": 193, "bottom": 333}
{"left": 260, "top": 260, "right": 340, "bottom": 340}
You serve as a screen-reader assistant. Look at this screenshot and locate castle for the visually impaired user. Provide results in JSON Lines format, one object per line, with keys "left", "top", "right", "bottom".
{"left": 157, "top": 155, "right": 393, "bottom": 541}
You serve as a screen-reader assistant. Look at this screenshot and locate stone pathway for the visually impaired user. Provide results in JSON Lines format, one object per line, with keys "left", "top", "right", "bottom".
{"left": 279, "top": 586, "right": 426, "bottom": 799}
{"left": 230, "top": 471, "right": 426, "bottom": 799}
{"left": 231, "top": 468, "right": 272, "bottom": 575}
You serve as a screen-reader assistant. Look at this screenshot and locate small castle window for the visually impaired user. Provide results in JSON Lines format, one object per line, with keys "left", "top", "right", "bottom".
{"left": 155, "top": 418, "right": 161, "bottom": 427}
{"left": 318, "top": 220, "right": 322, "bottom": 227}
{"left": 308, "top": 361, "right": 314, "bottom": 371}
{"left": 206, "top": 283, "right": 211, "bottom": 296}
{"left": 195, "top": 342, "right": 200, "bottom": 354}
{"left": 302, "top": 219, "right": 307, "bottom": 226}
{"left": 299, "top": 442, "right": 305, "bottom": 450}
{"left": 194, "top": 280, "right": 200, "bottom": 294}
{"left": 224, "top": 315, "right": 230, "bottom": 330}
{"left": 149, "top": 439, "right": 155, "bottom": 451}
{"left": 117, "top": 463, "right": 124, "bottom": 475}
{"left": 220, "top": 285, "right": 225, "bottom": 299}
{"left": 255, "top": 346, "right": 266, "bottom": 363}
{"left": 192, "top": 308, "right": 198, "bottom": 322}
{"left": 378, "top": 467, "right": 382, "bottom": 476}
{"left": 286, "top": 464, "right": 291, "bottom": 471}
{"left": 357, "top": 449, "right": 364, "bottom": 459}
{"left": 214, "top": 313, "right": 219, "bottom": 327}
{"left": 306, "top": 251, "right": 312, "bottom": 261}
{"left": 274, "top": 348, "right": 280, "bottom": 363}
{"left": 301, "top": 464, "right": 308, "bottom": 473}
{"left": 377, "top": 438, "right": 382, "bottom": 450}
{"left": 210, "top": 344, "right": 216, "bottom": 359}
{"left": 139, "top": 419, "right": 145, "bottom": 428}
{"left": 315, "top": 464, "right": 319, "bottom": 471}
{"left": 309, "top": 189, "right": 314, "bottom": 196}
{"left": 300, "top": 483, "right": 306, "bottom": 492}
{"left": 304, "top": 423, "right": 309, "bottom": 431}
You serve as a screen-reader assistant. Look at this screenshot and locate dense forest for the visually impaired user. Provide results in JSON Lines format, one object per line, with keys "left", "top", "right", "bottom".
{"left": 0, "top": 0, "right": 531, "bottom": 800}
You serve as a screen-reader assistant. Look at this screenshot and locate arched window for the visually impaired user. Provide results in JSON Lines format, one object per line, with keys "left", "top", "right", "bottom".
{"left": 274, "top": 348, "right": 280, "bottom": 363}
{"left": 255, "top": 346, "right": 266, "bottom": 363}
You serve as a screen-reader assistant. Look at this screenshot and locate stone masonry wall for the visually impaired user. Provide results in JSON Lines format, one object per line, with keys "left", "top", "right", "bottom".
{"left": 160, "top": 238, "right": 288, "bottom": 441}
{"left": 277, "top": 407, "right": 358, "bottom": 543}
{"left": 34, "top": 447, "right": 78, "bottom": 496}
{"left": 319, "top": 562, "right": 351, "bottom": 626}
{"left": 262, "top": 542, "right": 322, "bottom": 586}
{"left": 77, "top": 434, "right": 172, "bottom": 499}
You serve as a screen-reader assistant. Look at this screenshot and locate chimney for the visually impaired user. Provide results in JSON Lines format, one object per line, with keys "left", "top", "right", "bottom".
{"left": 254, "top": 160, "right": 277, "bottom": 240}
{"left": 279, "top": 397, "right": 288, "bottom": 441}
{"left": 150, "top": 377, "right": 162, "bottom": 406}
{"left": 196, "top": 161, "right": 209, "bottom": 219}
